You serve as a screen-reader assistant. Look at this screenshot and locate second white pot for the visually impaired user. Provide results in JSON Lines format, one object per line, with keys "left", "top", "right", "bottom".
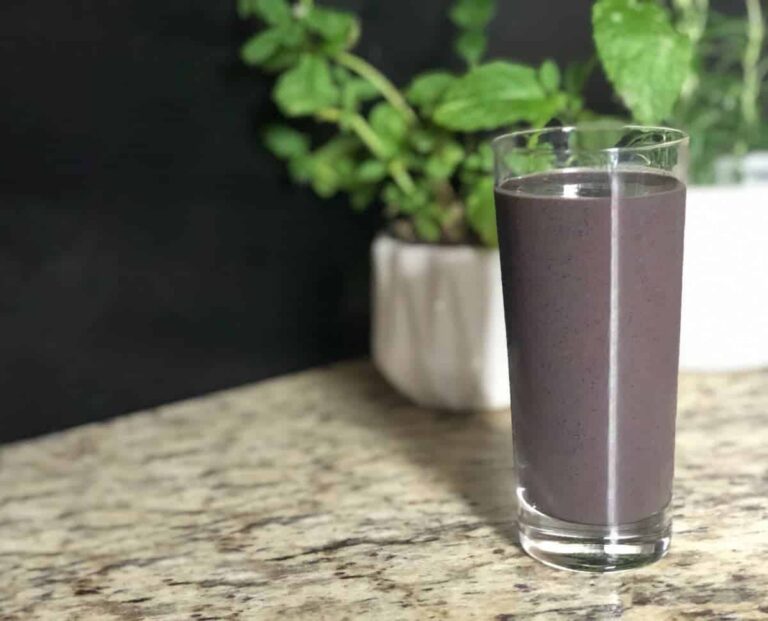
{"left": 680, "top": 184, "right": 768, "bottom": 371}
{"left": 372, "top": 235, "right": 510, "bottom": 411}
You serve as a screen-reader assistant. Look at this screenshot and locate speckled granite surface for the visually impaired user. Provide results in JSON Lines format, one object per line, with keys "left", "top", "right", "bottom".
{"left": 1, "top": 361, "right": 768, "bottom": 620}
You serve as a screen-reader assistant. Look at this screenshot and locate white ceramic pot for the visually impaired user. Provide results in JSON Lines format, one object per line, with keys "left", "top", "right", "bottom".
{"left": 680, "top": 184, "right": 768, "bottom": 371}
{"left": 714, "top": 151, "right": 768, "bottom": 184}
{"left": 371, "top": 235, "right": 510, "bottom": 411}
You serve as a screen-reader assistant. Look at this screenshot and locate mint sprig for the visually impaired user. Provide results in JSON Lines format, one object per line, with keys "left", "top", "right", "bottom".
{"left": 240, "top": 0, "right": 574, "bottom": 246}
{"left": 593, "top": 0, "right": 693, "bottom": 124}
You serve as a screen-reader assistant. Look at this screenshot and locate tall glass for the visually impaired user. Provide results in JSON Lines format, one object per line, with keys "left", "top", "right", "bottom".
{"left": 492, "top": 125, "right": 688, "bottom": 572}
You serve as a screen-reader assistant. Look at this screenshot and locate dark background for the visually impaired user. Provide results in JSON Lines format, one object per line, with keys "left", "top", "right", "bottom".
{"left": 0, "top": 0, "right": 739, "bottom": 443}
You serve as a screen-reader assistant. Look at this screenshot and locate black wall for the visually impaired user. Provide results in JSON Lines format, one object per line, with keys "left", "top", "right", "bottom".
{"left": 0, "top": 0, "right": 623, "bottom": 442}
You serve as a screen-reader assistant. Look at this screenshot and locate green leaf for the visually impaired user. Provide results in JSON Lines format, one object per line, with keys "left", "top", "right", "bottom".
{"left": 433, "top": 62, "right": 559, "bottom": 131}
{"left": 263, "top": 125, "right": 310, "bottom": 160}
{"left": 341, "top": 78, "right": 379, "bottom": 110}
{"left": 356, "top": 159, "right": 388, "bottom": 183}
{"left": 240, "top": 29, "right": 283, "bottom": 65}
{"left": 538, "top": 60, "right": 561, "bottom": 94}
{"left": 309, "top": 156, "right": 356, "bottom": 197}
{"left": 370, "top": 103, "right": 408, "bottom": 141}
{"left": 383, "top": 184, "right": 430, "bottom": 216}
{"left": 369, "top": 102, "right": 408, "bottom": 156}
{"left": 260, "top": 48, "right": 301, "bottom": 72}
{"left": 477, "top": 142, "right": 494, "bottom": 170}
{"left": 409, "top": 128, "right": 439, "bottom": 154}
{"left": 570, "top": 124, "right": 626, "bottom": 151}
{"left": 593, "top": 0, "right": 693, "bottom": 124}
{"left": 465, "top": 176, "right": 497, "bottom": 247}
{"left": 563, "top": 58, "right": 595, "bottom": 95}
{"left": 501, "top": 143, "right": 555, "bottom": 176}
{"left": 288, "top": 155, "right": 311, "bottom": 182}
{"left": 424, "top": 140, "right": 465, "bottom": 180}
{"left": 311, "top": 159, "right": 355, "bottom": 197}
{"left": 406, "top": 72, "right": 457, "bottom": 112}
{"left": 449, "top": 0, "right": 495, "bottom": 29}
{"left": 304, "top": 6, "right": 360, "bottom": 54}
{"left": 273, "top": 54, "right": 340, "bottom": 117}
{"left": 241, "top": 23, "right": 304, "bottom": 71}
{"left": 455, "top": 30, "right": 487, "bottom": 67}
{"left": 279, "top": 21, "right": 305, "bottom": 46}
{"left": 463, "top": 142, "right": 493, "bottom": 172}
{"left": 239, "top": 0, "right": 291, "bottom": 25}
{"left": 413, "top": 213, "right": 442, "bottom": 242}
{"left": 301, "top": 136, "right": 365, "bottom": 198}
{"left": 350, "top": 186, "right": 377, "bottom": 211}
{"left": 382, "top": 183, "right": 401, "bottom": 210}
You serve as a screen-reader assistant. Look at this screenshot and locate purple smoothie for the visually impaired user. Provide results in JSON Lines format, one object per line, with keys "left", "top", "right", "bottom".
{"left": 494, "top": 169, "right": 686, "bottom": 525}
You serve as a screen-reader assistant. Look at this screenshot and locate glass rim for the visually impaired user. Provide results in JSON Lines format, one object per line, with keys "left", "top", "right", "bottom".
{"left": 491, "top": 124, "right": 689, "bottom": 154}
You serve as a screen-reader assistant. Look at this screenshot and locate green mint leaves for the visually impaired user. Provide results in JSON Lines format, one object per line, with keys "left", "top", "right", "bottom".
{"left": 538, "top": 60, "right": 561, "bottom": 94}
{"left": 406, "top": 72, "right": 458, "bottom": 114}
{"left": 593, "top": 0, "right": 693, "bottom": 124}
{"left": 449, "top": 0, "right": 495, "bottom": 30}
{"left": 368, "top": 102, "right": 409, "bottom": 158}
{"left": 263, "top": 125, "right": 310, "bottom": 160}
{"left": 465, "top": 176, "right": 496, "bottom": 247}
{"left": 273, "top": 54, "right": 339, "bottom": 116}
{"left": 240, "top": 0, "right": 577, "bottom": 246}
{"left": 242, "top": 0, "right": 751, "bottom": 241}
{"left": 432, "top": 62, "right": 564, "bottom": 131}
{"left": 450, "top": 0, "right": 495, "bottom": 67}
{"left": 241, "top": 28, "right": 285, "bottom": 65}
{"left": 303, "top": 6, "right": 360, "bottom": 54}
{"left": 239, "top": 1, "right": 361, "bottom": 73}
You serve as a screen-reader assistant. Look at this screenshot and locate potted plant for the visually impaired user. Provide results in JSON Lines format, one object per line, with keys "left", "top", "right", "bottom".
{"left": 239, "top": 0, "right": 766, "bottom": 410}
{"left": 658, "top": 0, "right": 768, "bottom": 371}
{"left": 591, "top": 0, "right": 768, "bottom": 371}
{"left": 238, "top": 0, "right": 582, "bottom": 409}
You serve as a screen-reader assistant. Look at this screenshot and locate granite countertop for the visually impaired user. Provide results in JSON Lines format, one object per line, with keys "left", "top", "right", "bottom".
{"left": 2, "top": 361, "right": 768, "bottom": 620}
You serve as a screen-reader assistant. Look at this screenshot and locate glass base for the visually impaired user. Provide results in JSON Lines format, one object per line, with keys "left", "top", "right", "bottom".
{"left": 517, "top": 494, "right": 672, "bottom": 573}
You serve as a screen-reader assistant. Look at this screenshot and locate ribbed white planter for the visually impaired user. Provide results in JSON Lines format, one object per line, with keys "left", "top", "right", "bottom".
{"left": 371, "top": 235, "right": 510, "bottom": 411}
{"left": 680, "top": 184, "right": 768, "bottom": 371}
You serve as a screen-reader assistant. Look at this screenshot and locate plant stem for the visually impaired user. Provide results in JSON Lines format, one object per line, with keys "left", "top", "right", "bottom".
{"left": 675, "top": 0, "right": 709, "bottom": 109}
{"left": 316, "top": 108, "right": 417, "bottom": 194}
{"left": 316, "top": 108, "right": 387, "bottom": 157}
{"left": 335, "top": 51, "right": 416, "bottom": 123}
{"left": 388, "top": 160, "right": 416, "bottom": 194}
{"left": 348, "top": 115, "right": 389, "bottom": 158}
{"left": 315, "top": 107, "right": 342, "bottom": 123}
{"left": 741, "top": 0, "right": 764, "bottom": 135}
